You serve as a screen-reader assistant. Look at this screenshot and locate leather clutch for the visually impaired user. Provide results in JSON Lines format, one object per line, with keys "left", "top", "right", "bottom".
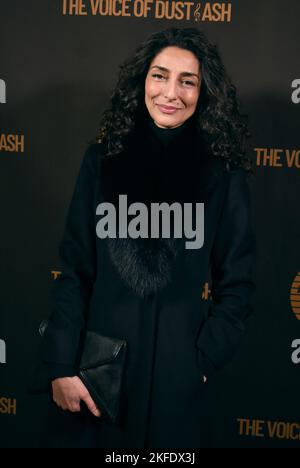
{"left": 28, "top": 322, "right": 127, "bottom": 425}
{"left": 78, "top": 331, "right": 127, "bottom": 424}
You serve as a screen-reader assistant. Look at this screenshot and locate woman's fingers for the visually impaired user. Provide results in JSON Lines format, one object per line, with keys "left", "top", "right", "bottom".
{"left": 52, "top": 376, "right": 101, "bottom": 417}
{"left": 81, "top": 393, "right": 101, "bottom": 417}
{"left": 54, "top": 398, "right": 81, "bottom": 412}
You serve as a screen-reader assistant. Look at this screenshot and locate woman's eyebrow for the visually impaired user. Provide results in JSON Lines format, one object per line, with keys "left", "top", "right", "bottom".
{"left": 150, "top": 65, "right": 200, "bottom": 79}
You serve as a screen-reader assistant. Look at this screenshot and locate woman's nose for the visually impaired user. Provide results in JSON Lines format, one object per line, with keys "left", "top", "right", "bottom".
{"left": 163, "top": 79, "right": 179, "bottom": 100}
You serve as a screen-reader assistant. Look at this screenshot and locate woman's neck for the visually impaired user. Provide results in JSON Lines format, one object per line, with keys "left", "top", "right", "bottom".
{"left": 147, "top": 116, "right": 190, "bottom": 147}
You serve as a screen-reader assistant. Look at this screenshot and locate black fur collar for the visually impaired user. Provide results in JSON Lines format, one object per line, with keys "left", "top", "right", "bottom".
{"left": 99, "top": 117, "right": 220, "bottom": 297}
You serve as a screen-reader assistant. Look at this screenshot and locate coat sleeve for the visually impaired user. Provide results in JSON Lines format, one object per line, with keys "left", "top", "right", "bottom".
{"left": 196, "top": 167, "right": 256, "bottom": 377}
{"left": 41, "top": 145, "right": 98, "bottom": 369}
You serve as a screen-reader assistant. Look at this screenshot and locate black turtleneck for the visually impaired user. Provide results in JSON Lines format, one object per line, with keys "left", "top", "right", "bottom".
{"left": 147, "top": 115, "right": 190, "bottom": 147}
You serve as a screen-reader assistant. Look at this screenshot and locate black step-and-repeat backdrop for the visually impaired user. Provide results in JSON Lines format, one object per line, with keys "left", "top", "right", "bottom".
{"left": 1, "top": 0, "right": 299, "bottom": 448}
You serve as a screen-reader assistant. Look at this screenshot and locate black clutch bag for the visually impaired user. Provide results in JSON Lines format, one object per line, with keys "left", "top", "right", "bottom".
{"left": 78, "top": 331, "right": 127, "bottom": 424}
{"left": 28, "top": 323, "right": 127, "bottom": 425}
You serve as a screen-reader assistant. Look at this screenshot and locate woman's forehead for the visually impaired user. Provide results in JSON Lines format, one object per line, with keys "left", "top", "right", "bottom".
{"left": 149, "top": 46, "right": 200, "bottom": 74}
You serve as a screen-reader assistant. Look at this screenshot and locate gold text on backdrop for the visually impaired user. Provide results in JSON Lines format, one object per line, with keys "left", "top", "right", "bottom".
{"left": 0, "top": 134, "right": 25, "bottom": 153}
{"left": 61, "top": 0, "right": 233, "bottom": 22}
{"left": 255, "top": 148, "right": 300, "bottom": 168}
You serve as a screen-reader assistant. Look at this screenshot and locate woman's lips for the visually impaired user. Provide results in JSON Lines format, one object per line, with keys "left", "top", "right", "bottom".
{"left": 157, "top": 104, "right": 182, "bottom": 114}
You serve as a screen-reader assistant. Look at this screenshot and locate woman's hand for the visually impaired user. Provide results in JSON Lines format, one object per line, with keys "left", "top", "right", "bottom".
{"left": 203, "top": 375, "right": 207, "bottom": 383}
{"left": 52, "top": 376, "right": 101, "bottom": 417}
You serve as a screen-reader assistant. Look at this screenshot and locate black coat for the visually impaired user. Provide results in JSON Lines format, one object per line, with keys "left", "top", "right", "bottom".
{"left": 40, "top": 117, "right": 256, "bottom": 448}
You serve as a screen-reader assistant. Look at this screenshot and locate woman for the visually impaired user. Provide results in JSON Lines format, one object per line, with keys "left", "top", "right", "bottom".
{"left": 39, "top": 27, "right": 256, "bottom": 448}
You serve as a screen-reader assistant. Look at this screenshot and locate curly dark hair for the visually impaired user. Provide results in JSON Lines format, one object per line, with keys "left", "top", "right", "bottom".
{"left": 95, "top": 27, "right": 252, "bottom": 173}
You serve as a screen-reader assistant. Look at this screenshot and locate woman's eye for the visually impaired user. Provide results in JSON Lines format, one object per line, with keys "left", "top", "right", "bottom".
{"left": 182, "top": 81, "right": 195, "bottom": 87}
{"left": 152, "top": 74, "right": 165, "bottom": 79}
{"left": 152, "top": 74, "right": 195, "bottom": 87}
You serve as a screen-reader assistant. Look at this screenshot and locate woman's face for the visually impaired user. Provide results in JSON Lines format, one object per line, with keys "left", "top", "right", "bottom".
{"left": 145, "top": 46, "right": 201, "bottom": 129}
